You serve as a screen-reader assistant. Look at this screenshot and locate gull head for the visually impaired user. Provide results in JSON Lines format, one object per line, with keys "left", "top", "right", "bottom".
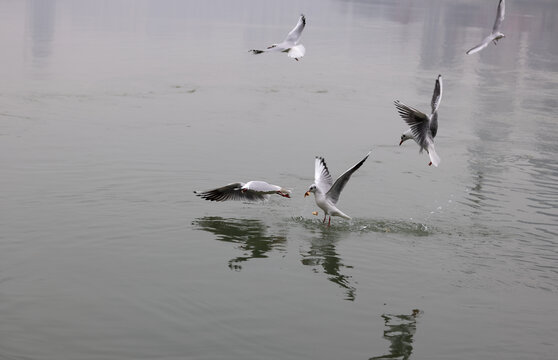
{"left": 277, "top": 190, "right": 291, "bottom": 198}
{"left": 304, "top": 184, "right": 316, "bottom": 198}
{"left": 400, "top": 132, "right": 413, "bottom": 146}
{"left": 494, "top": 33, "right": 505, "bottom": 43}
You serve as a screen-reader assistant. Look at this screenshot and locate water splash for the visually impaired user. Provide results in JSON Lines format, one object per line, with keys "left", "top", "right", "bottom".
{"left": 290, "top": 216, "right": 432, "bottom": 236}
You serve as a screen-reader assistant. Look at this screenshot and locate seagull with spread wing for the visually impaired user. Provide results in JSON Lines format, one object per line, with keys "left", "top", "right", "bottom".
{"left": 466, "top": 0, "right": 505, "bottom": 55}
{"left": 249, "top": 14, "right": 306, "bottom": 61}
{"left": 304, "top": 151, "right": 370, "bottom": 226}
{"left": 194, "top": 181, "right": 291, "bottom": 202}
{"left": 395, "top": 74, "right": 442, "bottom": 167}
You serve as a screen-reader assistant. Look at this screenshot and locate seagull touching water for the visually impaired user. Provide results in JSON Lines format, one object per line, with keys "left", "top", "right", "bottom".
{"left": 395, "top": 74, "right": 442, "bottom": 167}
{"left": 304, "top": 151, "right": 371, "bottom": 226}
{"left": 466, "top": 0, "right": 505, "bottom": 55}
{"left": 194, "top": 181, "right": 291, "bottom": 202}
{"left": 249, "top": 14, "right": 306, "bottom": 61}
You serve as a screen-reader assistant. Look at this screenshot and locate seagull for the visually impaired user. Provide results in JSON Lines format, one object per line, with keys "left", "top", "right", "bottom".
{"left": 304, "top": 151, "right": 370, "bottom": 226}
{"left": 194, "top": 181, "right": 291, "bottom": 202}
{"left": 249, "top": 14, "right": 306, "bottom": 61}
{"left": 395, "top": 74, "right": 442, "bottom": 167}
{"left": 466, "top": 0, "right": 505, "bottom": 55}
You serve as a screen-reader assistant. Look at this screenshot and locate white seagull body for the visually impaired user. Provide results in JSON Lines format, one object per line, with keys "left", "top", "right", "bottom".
{"left": 466, "top": 0, "right": 505, "bottom": 55}
{"left": 194, "top": 181, "right": 291, "bottom": 202}
{"left": 395, "top": 74, "right": 443, "bottom": 167}
{"left": 304, "top": 152, "right": 371, "bottom": 226}
{"left": 250, "top": 14, "right": 306, "bottom": 61}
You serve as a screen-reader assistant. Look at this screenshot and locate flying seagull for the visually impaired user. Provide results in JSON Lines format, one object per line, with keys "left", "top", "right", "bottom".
{"left": 304, "top": 151, "right": 371, "bottom": 226}
{"left": 194, "top": 181, "right": 291, "bottom": 202}
{"left": 466, "top": 0, "right": 505, "bottom": 55}
{"left": 249, "top": 14, "right": 306, "bottom": 61}
{"left": 395, "top": 74, "right": 442, "bottom": 167}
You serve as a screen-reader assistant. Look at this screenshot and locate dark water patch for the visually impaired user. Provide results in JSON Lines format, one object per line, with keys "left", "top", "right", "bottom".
{"left": 370, "top": 309, "right": 422, "bottom": 360}
{"left": 287, "top": 216, "right": 448, "bottom": 300}
{"left": 300, "top": 236, "right": 357, "bottom": 301}
{"left": 192, "top": 216, "right": 287, "bottom": 270}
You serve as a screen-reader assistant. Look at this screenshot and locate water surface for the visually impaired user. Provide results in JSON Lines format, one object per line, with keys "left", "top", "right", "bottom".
{"left": 1, "top": 1, "right": 557, "bottom": 359}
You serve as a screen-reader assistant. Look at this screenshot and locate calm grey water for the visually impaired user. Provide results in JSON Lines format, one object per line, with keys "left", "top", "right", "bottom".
{"left": 1, "top": 0, "right": 557, "bottom": 359}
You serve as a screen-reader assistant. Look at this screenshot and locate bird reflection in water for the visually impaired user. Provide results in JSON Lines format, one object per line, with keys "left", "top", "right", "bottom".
{"left": 192, "top": 217, "right": 286, "bottom": 270}
{"left": 300, "top": 228, "right": 356, "bottom": 301}
{"left": 370, "top": 309, "right": 422, "bottom": 360}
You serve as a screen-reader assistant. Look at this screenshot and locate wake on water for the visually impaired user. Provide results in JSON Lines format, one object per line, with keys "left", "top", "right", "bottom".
{"left": 290, "top": 216, "right": 432, "bottom": 236}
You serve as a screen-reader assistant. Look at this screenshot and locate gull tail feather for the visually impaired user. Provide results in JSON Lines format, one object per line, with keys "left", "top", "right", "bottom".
{"left": 288, "top": 44, "right": 305, "bottom": 59}
{"left": 331, "top": 208, "right": 351, "bottom": 220}
{"left": 336, "top": 212, "right": 351, "bottom": 220}
{"left": 427, "top": 144, "right": 441, "bottom": 167}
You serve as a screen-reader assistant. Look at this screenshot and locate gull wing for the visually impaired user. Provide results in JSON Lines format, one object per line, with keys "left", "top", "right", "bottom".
{"left": 394, "top": 100, "right": 431, "bottom": 151}
{"left": 284, "top": 14, "right": 306, "bottom": 45}
{"left": 194, "top": 182, "right": 267, "bottom": 202}
{"left": 492, "top": 0, "right": 505, "bottom": 34}
{"left": 466, "top": 37, "right": 491, "bottom": 55}
{"left": 244, "top": 181, "right": 281, "bottom": 193}
{"left": 326, "top": 152, "right": 370, "bottom": 205}
{"left": 431, "top": 75, "right": 443, "bottom": 114}
{"left": 430, "top": 112, "right": 439, "bottom": 139}
{"left": 315, "top": 156, "right": 334, "bottom": 193}
{"left": 249, "top": 44, "right": 285, "bottom": 55}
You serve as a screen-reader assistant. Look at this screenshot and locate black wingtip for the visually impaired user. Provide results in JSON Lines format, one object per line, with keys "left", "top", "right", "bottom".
{"left": 316, "top": 156, "right": 329, "bottom": 170}
{"left": 394, "top": 100, "right": 406, "bottom": 111}
{"left": 194, "top": 191, "right": 213, "bottom": 201}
